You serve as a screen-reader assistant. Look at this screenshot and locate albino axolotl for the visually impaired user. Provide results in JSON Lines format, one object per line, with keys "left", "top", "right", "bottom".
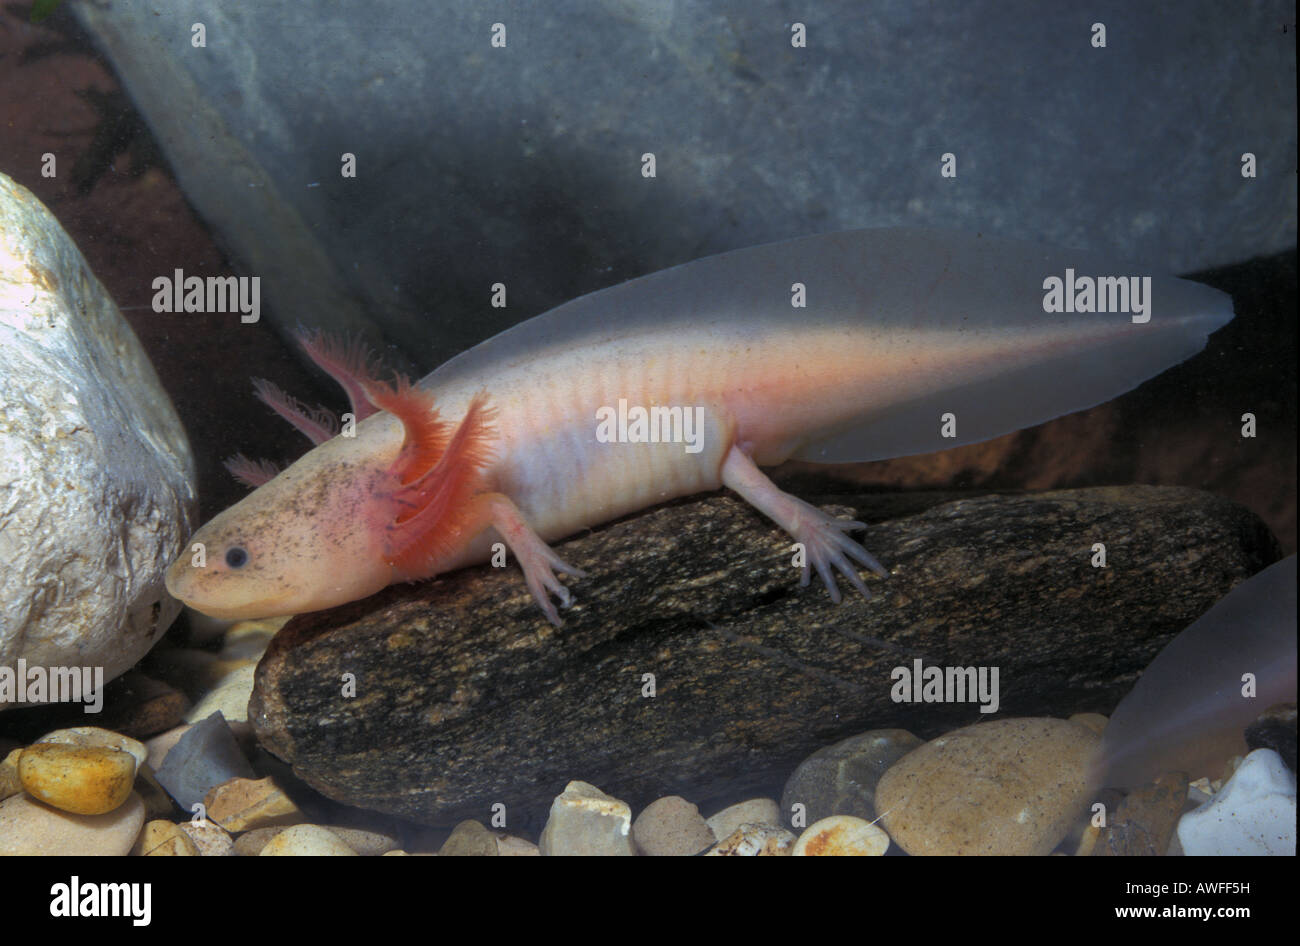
{"left": 164, "top": 228, "right": 1233, "bottom": 626}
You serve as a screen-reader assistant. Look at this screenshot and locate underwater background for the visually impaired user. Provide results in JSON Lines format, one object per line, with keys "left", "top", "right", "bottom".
{"left": 0, "top": 0, "right": 1295, "bottom": 861}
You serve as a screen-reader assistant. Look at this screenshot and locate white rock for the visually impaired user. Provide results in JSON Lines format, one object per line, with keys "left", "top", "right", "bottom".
{"left": 1177, "top": 748, "right": 1296, "bottom": 856}
{"left": 260, "top": 824, "right": 359, "bottom": 856}
{"left": 0, "top": 173, "right": 196, "bottom": 706}
{"left": 706, "top": 797, "right": 782, "bottom": 841}
{"left": 178, "top": 818, "right": 235, "bottom": 856}
{"left": 537, "top": 780, "right": 635, "bottom": 856}
{"left": 704, "top": 822, "right": 795, "bottom": 856}
{"left": 184, "top": 664, "right": 257, "bottom": 723}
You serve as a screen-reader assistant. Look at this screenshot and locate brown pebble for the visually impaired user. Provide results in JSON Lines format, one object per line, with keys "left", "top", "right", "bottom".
{"left": 1092, "top": 772, "right": 1188, "bottom": 856}
{"left": 632, "top": 795, "right": 715, "bottom": 856}
{"left": 203, "top": 775, "right": 302, "bottom": 832}
{"left": 439, "top": 820, "right": 498, "bottom": 856}
{"left": 876, "top": 717, "right": 1100, "bottom": 856}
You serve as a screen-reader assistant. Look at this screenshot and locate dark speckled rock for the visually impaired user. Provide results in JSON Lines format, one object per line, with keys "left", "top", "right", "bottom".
{"left": 248, "top": 481, "right": 1280, "bottom": 829}
{"left": 1245, "top": 703, "right": 1297, "bottom": 773}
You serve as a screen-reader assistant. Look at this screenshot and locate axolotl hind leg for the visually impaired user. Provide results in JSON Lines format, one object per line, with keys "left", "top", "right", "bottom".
{"left": 720, "top": 445, "right": 888, "bottom": 601}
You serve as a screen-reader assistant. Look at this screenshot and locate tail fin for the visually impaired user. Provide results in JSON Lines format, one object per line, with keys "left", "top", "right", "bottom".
{"left": 1096, "top": 556, "right": 1297, "bottom": 791}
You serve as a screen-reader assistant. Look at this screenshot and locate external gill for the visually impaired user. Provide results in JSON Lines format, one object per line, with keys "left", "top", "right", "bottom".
{"left": 359, "top": 378, "right": 585, "bottom": 625}
{"left": 224, "top": 329, "right": 383, "bottom": 486}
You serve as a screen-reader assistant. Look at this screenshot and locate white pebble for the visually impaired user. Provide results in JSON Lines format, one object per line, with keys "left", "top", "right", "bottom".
{"left": 1177, "top": 748, "right": 1295, "bottom": 856}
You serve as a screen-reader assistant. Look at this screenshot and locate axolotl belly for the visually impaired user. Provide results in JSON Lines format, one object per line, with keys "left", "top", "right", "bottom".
{"left": 164, "top": 228, "right": 1233, "bottom": 625}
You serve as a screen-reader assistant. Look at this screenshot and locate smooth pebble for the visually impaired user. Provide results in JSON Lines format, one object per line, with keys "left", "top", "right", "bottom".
{"left": 233, "top": 826, "right": 285, "bottom": 856}
{"left": 792, "top": 815, "right": 890, "bottom": 856}
{"left": 133, "top": 819, "right": 199, "bottom": 856}
{"left": 439, "top": 820, "right": 498, "bottom": 856}
{"left": 184, "top": 664, "right": 257, "bottom": 724}
{"left": 217, "top": 619, "right": 284, "bottom": 662}
{"left": 35, "top": 727, "right": 148, "bottom": 771}
{"left": 0, "top": 748, "right": 21, "bottom": 802}
{"left": 0, "top": 791, "right": 144, "bottom": 855}
{"left": 326, "top": 826, "right": 399, "bottom": 856}
{"left": 875, "top": 717, "right": 1100, "bottom": 856}
{"left": 203, "top": 775, "right": 302, "bottom": 832}
{"left": 1068, "top": 713, "right": 1109, "bottom": 737}
{"left": 496, "top": 834, "right": 540, "bottom": 856}
{"left": 18, "top": 743, "right": 137, "bottom": 815}
{"left": 632, "top": 795, "right": 715, "bottom": 856}
{"left": 781, "top": 729, "right": 922, "bottom": 825}
{"left": 260, "top": 823, "right": 359, "bottom": 856}
{"left": 705, "top": 798, "right": 781, "bottom": 842}
{"left": 178, "top": 818, "right": 234, "bottom": 856}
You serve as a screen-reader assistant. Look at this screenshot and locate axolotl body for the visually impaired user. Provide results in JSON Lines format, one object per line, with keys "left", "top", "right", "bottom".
{"left": 164, "top": 228, "right": 1233, "bottom": 625}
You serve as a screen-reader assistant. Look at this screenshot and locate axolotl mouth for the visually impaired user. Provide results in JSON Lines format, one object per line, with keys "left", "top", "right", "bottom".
{"left": 164, "top": 541, "right": 299, "bottom": 621}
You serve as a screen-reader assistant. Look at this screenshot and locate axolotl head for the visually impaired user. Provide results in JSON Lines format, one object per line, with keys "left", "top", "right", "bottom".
{"left": 164, "top": 437, "right": 400, "bottom": 621}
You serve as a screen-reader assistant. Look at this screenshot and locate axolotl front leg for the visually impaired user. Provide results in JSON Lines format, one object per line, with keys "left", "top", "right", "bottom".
{"left": 446, "top": 492, "right": 588, "bottom": 626}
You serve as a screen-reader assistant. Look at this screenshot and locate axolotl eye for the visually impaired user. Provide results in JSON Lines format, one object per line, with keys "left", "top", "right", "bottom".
{"left": 225, "top": 546, "right": 249, "bottom": 569}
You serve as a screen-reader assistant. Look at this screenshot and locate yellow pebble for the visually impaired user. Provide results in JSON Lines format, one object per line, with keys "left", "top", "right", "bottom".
{"left": 18, "top": 743, "right": 136, "bottom": 816}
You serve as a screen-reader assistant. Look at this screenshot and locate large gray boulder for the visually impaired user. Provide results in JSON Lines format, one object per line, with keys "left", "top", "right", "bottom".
{"left": 72, "top": 0, "right": 1296, "bottom": 370}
